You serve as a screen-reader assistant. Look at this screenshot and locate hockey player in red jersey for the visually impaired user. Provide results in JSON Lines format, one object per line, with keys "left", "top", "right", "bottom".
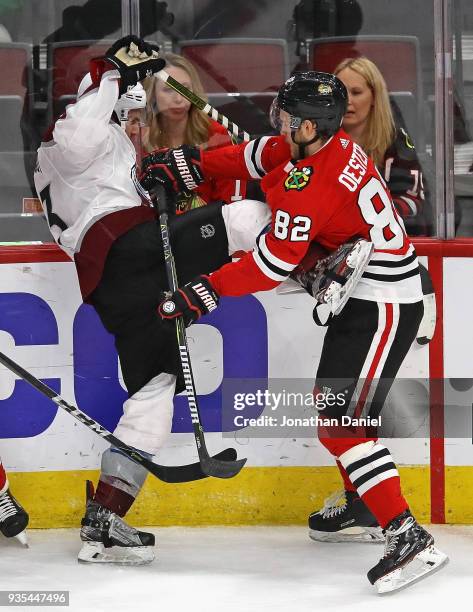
{"left": 0, "top": 459, "right": 28, "bottom": 545}
{"left": 142, "top": 71, "right": 448, "bottom": 593}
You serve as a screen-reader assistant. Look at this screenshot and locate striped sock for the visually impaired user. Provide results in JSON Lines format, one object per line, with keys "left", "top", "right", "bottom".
{"left": 339, "top": 442, "right": 408, "bottom": 528}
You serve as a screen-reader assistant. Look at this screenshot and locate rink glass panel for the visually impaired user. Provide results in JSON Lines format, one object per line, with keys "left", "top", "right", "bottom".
{"left": 1, "top": 0, "right": 473, "bottom": 527}
{"left": 452, "top": 0, "right": 473, "bottom": 236}
{"left": 0, "top": 0, "right": 464, "bottom": 241}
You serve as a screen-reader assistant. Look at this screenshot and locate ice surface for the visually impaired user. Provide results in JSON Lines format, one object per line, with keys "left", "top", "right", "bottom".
{"left": 1, "top": 525, "right": 469, "bottom": 612}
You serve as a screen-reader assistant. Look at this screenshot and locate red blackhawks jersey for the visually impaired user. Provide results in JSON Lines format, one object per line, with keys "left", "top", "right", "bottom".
{"left": 202, "top": 130, "right": 422, "bottom": 304}
{"left": 197, "top": 121, "right": 246, "bottom": 204}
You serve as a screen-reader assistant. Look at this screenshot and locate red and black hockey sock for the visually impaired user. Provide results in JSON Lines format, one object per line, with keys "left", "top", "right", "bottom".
{"left": 93, "top": 479, "right": 136, "bottom": 518}
{"left": 339, "top": 442, "right": 408, "bottom": 528}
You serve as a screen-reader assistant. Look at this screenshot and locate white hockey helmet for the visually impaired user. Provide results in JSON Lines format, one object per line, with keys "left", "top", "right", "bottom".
{"left": 76, "top": 75, "right": 147, "bottom": 129}
{"left": 114, "top": 83, "right": 147, "bottom": 127}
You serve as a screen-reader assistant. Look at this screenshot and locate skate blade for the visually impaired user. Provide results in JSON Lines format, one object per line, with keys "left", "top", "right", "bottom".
{"left": 78, "top": 541, "right": 155, "bottom": 566}
{"left": 375, "top": 545, "right": 449, "bottom": 594}
{"left": 309, "top": 526, "right": 384, "bottom": 543}
{"left": 14, "top": 530, "right": 28, "bottom": 547}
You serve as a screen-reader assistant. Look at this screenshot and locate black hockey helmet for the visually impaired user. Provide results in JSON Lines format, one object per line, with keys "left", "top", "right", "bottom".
{"left": 270, "top": 71, "right": 348, "bottom": 139}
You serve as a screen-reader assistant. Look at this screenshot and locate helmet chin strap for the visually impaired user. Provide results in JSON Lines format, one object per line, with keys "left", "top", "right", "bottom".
{"left": 290, "top": 124, "right": 319, "bottom": 160}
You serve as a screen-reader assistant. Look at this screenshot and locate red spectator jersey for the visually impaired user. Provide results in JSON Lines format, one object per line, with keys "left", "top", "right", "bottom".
{"left": 202, "top": 130, "right": 422, "bottom": 304}
{"left": 196, "top": 121, "right": 246, "bottom": 204}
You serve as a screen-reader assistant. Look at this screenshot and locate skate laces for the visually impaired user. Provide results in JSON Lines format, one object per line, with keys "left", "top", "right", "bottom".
{"left": 0, "top": 491, "right": 18, "bottom": 521}
{"left": 321, "top": 490, "right": 347, "bottom": 519}
{"left": 383, "top": 516, "right": 416, "bottom": 557}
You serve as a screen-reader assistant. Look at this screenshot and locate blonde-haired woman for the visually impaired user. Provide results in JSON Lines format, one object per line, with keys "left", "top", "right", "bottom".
{"left": 334, "top": 56, "right": 430, "bottom": 236}
{"left": 143, "top": 53, "right": 244, "bottom": 210}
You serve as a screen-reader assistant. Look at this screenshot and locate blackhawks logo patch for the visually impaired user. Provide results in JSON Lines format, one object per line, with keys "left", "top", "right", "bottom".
{"left": 284, "top": 166, "right": 313, "bottom": 191}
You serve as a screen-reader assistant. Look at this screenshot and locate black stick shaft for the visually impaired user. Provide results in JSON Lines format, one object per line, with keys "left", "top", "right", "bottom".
{"left": 155, "top": 186, "right": 209, "bottom": 452}
{"left": 0, "top": 349, "right": 235, "bottom": 483}
{"left": 152, "top": 185, "right": 246, "bottom": 478}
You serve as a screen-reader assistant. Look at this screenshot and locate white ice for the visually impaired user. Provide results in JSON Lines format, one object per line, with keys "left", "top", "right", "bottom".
{"left": 1, "top": 525, "right": 470, "bottom": 612}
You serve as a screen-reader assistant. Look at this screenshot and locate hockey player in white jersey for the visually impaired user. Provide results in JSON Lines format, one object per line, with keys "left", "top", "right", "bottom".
{"left": 34, "top": 35, "right": 271, "bottom": 565}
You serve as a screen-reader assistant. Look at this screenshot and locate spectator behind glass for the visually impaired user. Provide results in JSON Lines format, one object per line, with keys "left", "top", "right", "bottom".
{"left": 334, "top": 56, "right": 432, "bottom": 236}
{"left": 142, "top": 53, "right": 245, "bottom": 212}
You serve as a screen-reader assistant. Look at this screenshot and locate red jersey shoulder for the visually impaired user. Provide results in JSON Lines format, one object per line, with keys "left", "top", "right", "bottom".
{"left": 326, "top": 132, "right": 379, "bottom": 195}
{"left": 206, "top": 120, "right": 232, "bottom": 149}
{"left": 279, "top": 131, "right": 366, "bottom": 198}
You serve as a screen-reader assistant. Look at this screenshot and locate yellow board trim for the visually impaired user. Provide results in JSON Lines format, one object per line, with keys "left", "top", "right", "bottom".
{"left": 6, "top": 466, "right": 439, "bottom": 529}
{"left": 445, "top": 466, "right": 473, "bottom": 523}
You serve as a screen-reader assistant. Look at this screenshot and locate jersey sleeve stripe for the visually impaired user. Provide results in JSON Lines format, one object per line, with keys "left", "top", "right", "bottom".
{"left": 257, "top": 233, "right": 297, "bottom": 272}
{"left": 255, "top": 136, "right": 270, "bottom": 176}
{"left": 362, "top": 267, "right": 419, "bottom": 282}
{"left": 366, "top": 251, "right": 417, "bottom": 268}
{"left": 244, "top": 138, "right": 266, "bottom": 179}
{"left": 252, "top": 250, "right": 291, "bottom": 282}
{"left": 366, "top": 259, "right": 419, "bottom": 276}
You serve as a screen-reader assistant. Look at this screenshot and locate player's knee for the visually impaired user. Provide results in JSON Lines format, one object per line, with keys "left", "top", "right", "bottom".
{"left": 338, "top": 440, "right": 378, "bottom": 466}
{"left": 222, "top": 199, "right": 271, "bottom": 254}
{"left": 113, "top": 373, "right": 176, "bottom": 455}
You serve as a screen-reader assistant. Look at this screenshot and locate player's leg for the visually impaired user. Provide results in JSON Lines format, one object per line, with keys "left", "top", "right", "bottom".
{"left": 309, "top": 299, "right": 388, "bottom": 543}
{"left": 0, "top": 458, "right": 29, "bottom": 545}
{"left": 77, "top": 370, "right": 177, "bottom": 565}
{"left": 79, "top": 221, "right": 187, "bottom": 564}
{"left": 77, "top": 202, "right": 247, "bottom": 564}
{"left": 313, "top": 299, "right": 448, "bottom": 592}
{"left": 312, "top": 299, "right": 418, "bottom": 544}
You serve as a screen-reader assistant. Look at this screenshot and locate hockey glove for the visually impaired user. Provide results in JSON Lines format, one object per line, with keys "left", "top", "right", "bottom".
{"left": 416, "top": 263, "right": 436, "bottom": 345}
{"left": 140, "top": 146, "right": 204, "bottom": 194}
{"left": 293, "top": 239, "right": 374, "bottom": 316}
{"left": 91, "top": 36, "right": 165, "bottom": 95}
{"left": 158, "top": 275, "right": 219, "bottom": 326}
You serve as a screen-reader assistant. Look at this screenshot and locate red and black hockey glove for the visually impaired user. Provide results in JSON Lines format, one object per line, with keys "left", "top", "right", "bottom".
{"left": 158, "top": 275, "right": 219, "bottom": 326}
{"left": 140, "top": 146, "right": 204, "bottom": 195}
{"left": 90, "top": 36, "right": 165, "bottom": 95}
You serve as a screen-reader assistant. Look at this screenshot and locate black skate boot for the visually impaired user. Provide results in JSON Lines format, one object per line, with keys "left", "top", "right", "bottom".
{"left": 367, "top": 510, "right": 448, "bottom": 594}
{"left": 309, "top": 490, "right": 383, "bottom": 543}
{"left": 78, "top": 481, "right": 155, "bottom": 565}
{"left": 0, "top": 488, "right": 29, "bottom": 545}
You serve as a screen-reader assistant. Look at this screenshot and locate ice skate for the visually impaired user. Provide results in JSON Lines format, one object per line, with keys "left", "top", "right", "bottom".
{"left": 367, "top": 510, "right": 448, "bottom": 594}
{"left": 78, "top": 481, "right": 155, "bottom": 565}
{"left": 0, "top": 488, "right": 29, "bottom": 546}
{"left": 309, "top": 490, "right": 384, "bottom": 543}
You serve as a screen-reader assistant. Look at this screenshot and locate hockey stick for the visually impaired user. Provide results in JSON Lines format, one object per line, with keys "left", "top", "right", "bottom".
{"left": 155, "top": 69, "right": 251, "bottom": 144}
{"left": 0, "top": 349, "right": 237, "bottom": 484}
{"left": 152, "top": 184, "right": 247, "bottom": 479}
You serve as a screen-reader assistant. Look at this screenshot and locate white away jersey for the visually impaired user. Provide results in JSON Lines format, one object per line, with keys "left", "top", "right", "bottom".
{"left": 34, "top": 69, "right": 145, "bottom": 258}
